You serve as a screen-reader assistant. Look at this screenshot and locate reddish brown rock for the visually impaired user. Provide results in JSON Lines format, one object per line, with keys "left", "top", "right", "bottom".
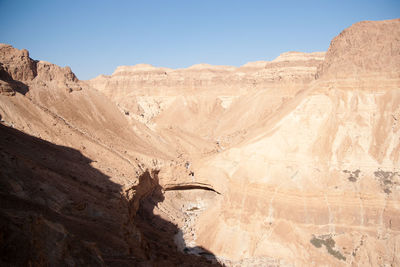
{"left": 317, "top": 19, "right": 400, "bottom": 80}
{"left": 0, "top": 44, "right": 37, "bottom": 81}
{"left": 0, "top": 80, "right": 15, "bottom": 96}
{"left": 1, "top": 18, "right": 399, "bottom": 267}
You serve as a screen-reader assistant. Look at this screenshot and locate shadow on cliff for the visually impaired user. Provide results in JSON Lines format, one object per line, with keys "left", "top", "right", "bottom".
{"left": 0, "top": 124, "right": 221, "bottom": 266}
{"left": 135, "top": 175, "right": 222, "bottom": 266}
{"left": 0, "top": 68, "right": 29, "bottom": 95}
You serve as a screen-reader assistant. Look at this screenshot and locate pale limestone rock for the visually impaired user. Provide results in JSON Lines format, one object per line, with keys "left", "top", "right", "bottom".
{"left": 1, "top": 18, "right": 399, "bottom": 267}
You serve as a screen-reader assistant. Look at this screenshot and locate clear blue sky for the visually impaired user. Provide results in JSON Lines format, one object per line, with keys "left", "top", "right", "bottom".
{"left": 0, "top": 0, "right": 399, "bottom": 80}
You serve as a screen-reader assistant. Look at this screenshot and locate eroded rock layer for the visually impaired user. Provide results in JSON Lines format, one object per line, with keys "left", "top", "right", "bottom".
{"left": 1, "top": 18, "right": 399, "bottom": 267}
{"left": 0, "top": 44, "right": 219, "bottom": 266}
{"left": 189, "top": 19, "right": 400, "bottom": 266}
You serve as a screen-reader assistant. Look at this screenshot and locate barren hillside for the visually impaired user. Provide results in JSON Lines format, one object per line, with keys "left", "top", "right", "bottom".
{"left": 1, "top": 19, "right": 399, "bottom": 266}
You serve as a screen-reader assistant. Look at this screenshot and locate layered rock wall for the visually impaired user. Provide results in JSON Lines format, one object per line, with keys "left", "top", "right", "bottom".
{"left": 1, "top": 18, "right": 399, "bottom": 267}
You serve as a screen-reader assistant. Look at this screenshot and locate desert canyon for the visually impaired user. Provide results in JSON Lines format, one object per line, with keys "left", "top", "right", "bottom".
{"left": 0, "top": 18, "right": 400, "bottom": 266}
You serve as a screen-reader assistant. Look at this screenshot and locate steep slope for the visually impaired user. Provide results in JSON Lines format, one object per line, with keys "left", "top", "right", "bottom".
{"left": 316, "top": 19, "right": 400, "bottom": 89}
{"left": 0, "top": 44, "right": 221, "bottom": 266}
{"left": 0, "top": 124, "right": 221, "bottom": 266}
{"left": 317, "top": 19, "right": 400, "bottom": 78}
{"left": 87, "top": 51, "right": 325, "bottom": 156}
{"left": 1, "top": 18, "right": 399, "bottom": 267}
{"left": 0, "top": 45, "right": 177, "bottom": 165}
{"left": 188, "top": 19, "right": 400, "bottom": 266}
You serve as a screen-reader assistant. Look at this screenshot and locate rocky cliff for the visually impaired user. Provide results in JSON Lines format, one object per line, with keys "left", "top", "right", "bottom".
{"left": 316, "top": 19, "right": 400, "bottom": 90}
{"left": 190, "top": 19, "right": 400, "bottom": 266}
{"left": 86, "top": 51, "right": 325, "bottom": 157}
{"left": 0, "top": 44, "right": 219, "bottom": 266}
{"left": 89, "top": 51, "right": 324, "bottom": 94}
{"left": 1, "top": 18, "right": 399, "bottom": 266}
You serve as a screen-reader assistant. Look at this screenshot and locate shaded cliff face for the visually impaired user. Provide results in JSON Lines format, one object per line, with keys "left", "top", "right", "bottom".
{"left": 0, "top": 124, "right": 126, "bottom": 266}
{"left": 0, "top": 124, "right": 221, "bottom": 266}
{"left": 0, "top": 45, "right": 221, "bottom": 266}
{"left": 1, "top": 18, "right": 400, "bottom": 267}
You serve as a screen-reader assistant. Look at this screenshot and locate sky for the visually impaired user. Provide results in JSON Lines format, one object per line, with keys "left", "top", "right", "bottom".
{"left": 0, "top": 0, "right": 399, "bottom": 80}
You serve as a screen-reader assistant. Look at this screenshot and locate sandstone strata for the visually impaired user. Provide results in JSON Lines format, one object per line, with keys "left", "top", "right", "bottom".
{"left": 189, "top": 19, "right": 400, "bottom": 266}
{"left": 0, "top": 80, "right": 15, "bottom": 96}
{"left": 87, "top": 51, "right": 325, "bottom": 154}
{"left": 1, "top": 18, "right": 399, "bottom": 266}
{"left": 0, "top": 44, "right": 218, "bottom": 266}
{"left": 317, "top": 19, "right": 400, "bottom": 90}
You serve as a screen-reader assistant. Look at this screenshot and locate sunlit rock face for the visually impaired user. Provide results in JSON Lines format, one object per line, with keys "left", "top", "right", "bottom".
{"left": 86, "top": 18, "right": 400, "bottom": 266}
{"left": 190, "top": 19, "right": 400, "bottom": 266}
{"left": 86, "top": 50, "right": 325, "bottom": 155}
{"left": 1, "top": 18, "right": 399, "bottom": 266}
{"left": 88, "top": 51, "right": 324, "bottom": 95}
{"left": 317, "top": 19, "right": 400, "bottom": 81}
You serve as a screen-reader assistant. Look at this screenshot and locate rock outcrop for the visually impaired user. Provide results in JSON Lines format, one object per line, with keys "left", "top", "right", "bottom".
{"left": 0, "top": 43, "right": 220, "bottom": 266}
{"left": 317, "top": 19, "right": 400, "bottom": 89}
{"left": 86, "top": 51, "right": 325, "bottom": 155}
{"left": 35, "top": 61, "right": 82, "bottom": 92}
{"left": 0, "top": 44, "right": 37, "bottom": 81}
{"left": 1, "top": 18, "right": 399, "bottom": 267}
{"left": 0, "top": 80, "right": 15, "bottom": 96}
{"left": 89, "top": 51, "right": 324, "bottom": 95}
{"left": 189, "top": 19, "right": 400, "bottom": 266}
{"left": 0, "top": 44, "right": 84, "bottom": 95}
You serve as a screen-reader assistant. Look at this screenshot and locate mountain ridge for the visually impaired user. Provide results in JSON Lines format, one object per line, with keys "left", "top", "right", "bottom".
{"left": 0, "top": 18, "right": 399, "bottom": 266}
